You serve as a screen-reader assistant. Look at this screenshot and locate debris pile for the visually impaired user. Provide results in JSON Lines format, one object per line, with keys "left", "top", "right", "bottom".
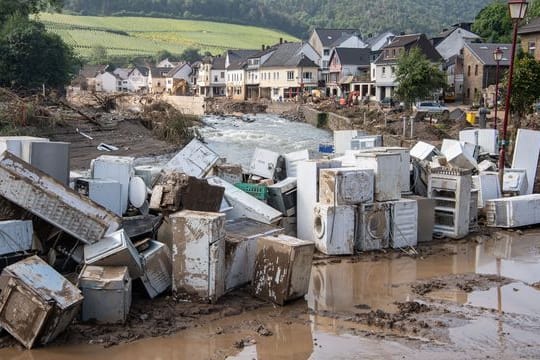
{"left": 0, "top": 123, "right": 538, "bottom": 350}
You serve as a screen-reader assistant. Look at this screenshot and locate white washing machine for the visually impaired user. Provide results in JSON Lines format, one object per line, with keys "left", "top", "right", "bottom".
{"left": 313, "top": 203, "right": 355, "bottom": 255}
{"left": 355, "top": 203, "right": 390, "bottom": 252}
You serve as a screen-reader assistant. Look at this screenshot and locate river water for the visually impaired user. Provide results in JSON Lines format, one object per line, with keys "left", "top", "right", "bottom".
{"left": 198, "top": 114, "right": 332, "bottom": 168}
{"left": 1, "top": 116, "right": 540, "bottom": 359}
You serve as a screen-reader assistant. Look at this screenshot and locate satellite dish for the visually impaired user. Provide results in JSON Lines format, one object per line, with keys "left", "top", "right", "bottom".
{"left": 129, "top": 177, "right": 147, "bottom": 208}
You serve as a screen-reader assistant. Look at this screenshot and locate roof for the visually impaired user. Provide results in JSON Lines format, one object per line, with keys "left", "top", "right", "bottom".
{"left": 212, "top": 56, "right": 226, "bottom": 70}
{"left": 465, "top": 43, "right": 512, "bottom": 66}
{"left": 261, "top": 42, "right": 318, "bottom": 68}
{"left": 132, "top": 65, "right": 149, "bottom": 77}
{"left": 227, "top": 49, "right": 259, "bottom": 71}
{"left": 314, "top": 28, "right": 358, "bottom": 47}
{"left": 364, "top": 31, "right": 395, "bottom": 50}
{"left": 150, "top": 67, "right": 172, "bottom": 78}
{"left": 518, "top": 17, "right": 540, "bottom": 35}
{"left": 113, "top": 68, "right": 130, "bottom": 80}
{"left": 80, "top": 64, "right": 108, "bottom": 78}
{"left": 331, "top": 47, "right": 371, "bottom": 66}
{"left": 166, "top": 63, "right": 191, "bottom": 77}
{"left": 375, "top": 33, "right": 442, "bottom": 64}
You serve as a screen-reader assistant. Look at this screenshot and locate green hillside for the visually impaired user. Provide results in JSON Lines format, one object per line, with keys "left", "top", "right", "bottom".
{"left": 36, "top": 13, "right": 298, "bottom": 58}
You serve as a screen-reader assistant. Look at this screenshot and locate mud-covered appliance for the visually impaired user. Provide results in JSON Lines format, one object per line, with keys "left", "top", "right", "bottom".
{"left": 248, "top": 148, "right": 285, "bottom": 180}
{"left": 459, "top": 129, "right": 499, "bottom": 155}
{"left": 319, "top": 168, "right": 374, "bottom": 205}
{"left": 313, "top": 204, "right": 355, "bottom": 255}
{"left": 350, "top": 135, "right": 383, "bottom": 151}
{"left": 472, "top": 172, "right": 501, "bottom": 209}
{"left": 389, "top": 198, "right": 418, "bottom": 249}
{"left": 355, "top": 203, "right": 390, "bottom": 251}
{"left": 485, "top": 194, "right": 540, "bottom": 228}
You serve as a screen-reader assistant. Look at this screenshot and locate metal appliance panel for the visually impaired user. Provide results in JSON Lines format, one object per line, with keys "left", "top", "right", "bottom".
{"left": 356, "top": 203, "right": 390, "bottom": 251}
{"left": 140, "top": 240, "right": 172, "bottom": 298}
{"left": 75, "top": 178, "right": 123, "bottom": 216}
{"left": 91, "top": 155, "right": 134, "bottom": 214}
{"left": 511, "top": 129, "right": 540, "bottom": 195}
{"left": 319, "top": 168, "right": 374, "bottom": 205}
{"left": 0, "top": 220, "right": 33, "bottom": 256}
{"left": 0, "top": 152, "right": 121, "bottom": 244}
{"left": 30, "top": 141, "right": 70, "bottom": 186}
{"left": 163, "top": 138, "right": 220, "bottom": 178}
{"left": 390, "top": 199, "right": 418, "bottom": 248}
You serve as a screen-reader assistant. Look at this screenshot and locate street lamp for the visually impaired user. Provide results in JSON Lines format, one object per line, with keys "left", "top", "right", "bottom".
{"left": 493, "top": 47, "right": 504, "bottom": 130}
{"left": 498, "top": 0, "right": 528, "bottom": 190}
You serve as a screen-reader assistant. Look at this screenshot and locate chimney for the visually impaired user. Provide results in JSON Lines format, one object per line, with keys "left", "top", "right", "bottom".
{"left": 280, "top": 37, "right": 283, "bottom": 44}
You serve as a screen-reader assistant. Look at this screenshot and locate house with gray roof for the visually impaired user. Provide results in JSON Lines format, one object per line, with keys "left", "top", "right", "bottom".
{"left": 197, "top": 55, "right": 227, "bottom": 97}
{"left": 327, "top": 48, "right": 373, "bottom": 98}
{"left": 373, "top": 33, "right": 442, "bottom": 101}
{"left": 518, "top": 17, "right": 540, "bottom": 61}
{"left": 225, "top": 49, "right": 259, "bottom": 100}
{"left": 258, "top": 41, "right": 320, "bottom": 101}
{"left": 462, "top": 42, "right": 511, "bottom": 105}
{"left": 308, "top": 28, "right": 366, "bottom": 84}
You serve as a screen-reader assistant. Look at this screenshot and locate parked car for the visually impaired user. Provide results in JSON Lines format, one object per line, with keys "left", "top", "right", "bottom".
{"left": 413, "top": 101, "right": 450, "bottom": 115}
{"left": 379, "top": 97, "right": 403, "bottom": 112}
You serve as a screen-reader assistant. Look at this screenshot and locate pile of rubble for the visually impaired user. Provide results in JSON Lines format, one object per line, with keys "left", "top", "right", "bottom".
{"left": 0, "top": 124, "right": 538, "bottom": 350}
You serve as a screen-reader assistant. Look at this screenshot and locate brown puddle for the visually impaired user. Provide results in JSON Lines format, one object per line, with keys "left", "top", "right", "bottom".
{"left": 1, "top": 230, "right": 540, "bottom": 359}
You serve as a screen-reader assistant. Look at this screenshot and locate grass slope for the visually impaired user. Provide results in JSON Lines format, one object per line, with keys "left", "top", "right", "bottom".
{"left": 37, "top": 13, "right": 298, "bottom": 58}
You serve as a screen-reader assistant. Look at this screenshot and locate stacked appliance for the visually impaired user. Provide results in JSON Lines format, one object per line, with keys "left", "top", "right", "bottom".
{"left": 428, "top": 168, "right": 472, "bottom": 239}
{"left": 315, "top": 168, "right": 374, "bottom": 255}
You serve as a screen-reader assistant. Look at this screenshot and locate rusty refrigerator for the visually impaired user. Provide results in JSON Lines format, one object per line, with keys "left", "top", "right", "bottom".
{"left": 170, "top": 210, "right": 226, "bottom": 303}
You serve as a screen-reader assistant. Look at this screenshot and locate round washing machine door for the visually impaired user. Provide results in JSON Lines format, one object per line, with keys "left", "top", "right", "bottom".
{"left": 313, "top": 210, "right": 326, "bottom": 240}
{"left": 366, "top": 209, "right": 389, "bottom": 239}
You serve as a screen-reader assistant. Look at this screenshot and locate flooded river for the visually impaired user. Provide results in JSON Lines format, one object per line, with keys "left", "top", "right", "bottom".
{"left": 1, "top": 117, "right": 540, "bottom": 359}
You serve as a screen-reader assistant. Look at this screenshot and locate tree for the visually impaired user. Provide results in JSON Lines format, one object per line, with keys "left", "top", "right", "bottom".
{"left": 471, "top": 1, "right": 512, "bottom": 43}
{"left": 393, "top": 47, "right": 446, "bottom": 109}
{"left": 0, "top": 0, "right": 63, "bottom": 22}
{"left": 505, "top": 54, "right": 540, "bottom": 126}
{"left": 179, "top": 47, "right": 202, "bottom": 63}
{"left": 0, "top": 17, "right": 78, "bottom": 89}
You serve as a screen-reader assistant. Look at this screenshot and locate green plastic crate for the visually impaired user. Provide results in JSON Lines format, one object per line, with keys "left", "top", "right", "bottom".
{"left": 234, "top": 183, "right": 268, "bottom": 201}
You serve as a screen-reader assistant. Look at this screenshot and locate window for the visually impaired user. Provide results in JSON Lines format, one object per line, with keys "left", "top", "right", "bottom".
{"left": 323, "top": 49, "right": 330, "bottom": 56}
{"left": 372, "top": 69, "right": 375, "bottom": 78}
{"left": 273, "top": 88, "right": 279, "bottom": 96}
{"left": 214, "top": 76, "right": 218, "bottom": 82}
{"left": 467, "top": 65, "right": 471, "bottom": 76}
{"left": 287, "top": 71, "right": 294, "bottom": 81}
{"left": 221, "top": 72, "right": 225, "bottom": 79}
{"left": 392, "top": 49, "right": 396, "bottom": 57}
{"left": 529, "top": 41, "right": 536, "bottom": 55}
{"left": 382, "top": 67, "right": 386, "bottom": 75}
{"left": 303, "top": 72, "right": 313, "bottom": 80}
{"left": 391, "top": 66, "right": 395, "bottom": 74}
{"left": 474, "top": 65, "right": 478, "bottom": 76}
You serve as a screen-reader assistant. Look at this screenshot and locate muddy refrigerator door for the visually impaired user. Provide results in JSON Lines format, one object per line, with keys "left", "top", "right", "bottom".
{"left": 170, "top": 210, "right": 226, "bottom": 303}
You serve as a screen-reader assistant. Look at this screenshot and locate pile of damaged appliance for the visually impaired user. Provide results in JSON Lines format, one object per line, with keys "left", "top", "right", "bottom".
{"left": 0, "top": 125, "right": 539, "bottom": 349}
